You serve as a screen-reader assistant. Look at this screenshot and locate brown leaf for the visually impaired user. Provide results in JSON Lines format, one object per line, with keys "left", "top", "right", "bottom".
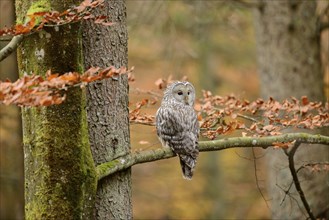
{"left": 301, "top": 96, "right": 309, "bottom": 105}
{"left": 155, "top": 78, "right": 166, "bottom": 90}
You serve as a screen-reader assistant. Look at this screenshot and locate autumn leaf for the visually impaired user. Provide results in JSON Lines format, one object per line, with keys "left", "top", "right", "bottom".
{"left": 0, "top": 0, "right": 108, "bottom": 37}
{"left": 272, "top": 140, "right": 296, "bottom": 149}
{"left": 155, "top": 78, "right": 166, "bottom": 90}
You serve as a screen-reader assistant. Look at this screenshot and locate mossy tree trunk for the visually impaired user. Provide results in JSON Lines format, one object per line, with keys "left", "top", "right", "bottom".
{"left": 254, "top": 1, "right": 328, "bottom": 219}
{"left": 16, "top": 0, "right": 97, "bottom": 219}
{"left": 82, "top": 0, "right": 132, "bottom": 219}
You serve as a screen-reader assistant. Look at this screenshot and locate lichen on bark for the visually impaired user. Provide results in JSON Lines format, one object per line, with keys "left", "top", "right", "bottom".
{"left": 16, "top": 0, "right": 97, "bottom": 219}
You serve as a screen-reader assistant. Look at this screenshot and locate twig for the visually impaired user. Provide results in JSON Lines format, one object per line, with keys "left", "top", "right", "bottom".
{"left": 276, "top": 183, "right": 307, "bottom": 218}
{"left": 130, "top": 87, "right": 162, "bottom": 98}
{"left": 130, "top": 120, "right": 155, "bottom": 126}
{"left": 296, "top": 162, "right": 329, "bottom": 173}
{"left": 0, "top": 35, "right": 24, "bottom": 62}
{"left": 96, "top": 133, "right": 329, "bottom": 180}
{"left": 287, "top": 142, "right": 316, "bottom": 220}
{"left": 278, "top": 181, "right": 294, "bottom": 206}
{"left": 251, "top": 147, "right": 270, "bottom": 210}
{"left": 237, "top": 113, "right": 259, "bottom": 123}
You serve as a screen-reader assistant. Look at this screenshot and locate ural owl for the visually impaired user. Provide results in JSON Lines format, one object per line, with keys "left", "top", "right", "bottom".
{"left": 156, "top": 81, "right": 199, "bottom": 180}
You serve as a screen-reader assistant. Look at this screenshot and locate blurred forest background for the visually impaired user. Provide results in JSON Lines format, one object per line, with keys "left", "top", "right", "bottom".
{"left": 1, "top": 0, "right": 328, "bottom": 219}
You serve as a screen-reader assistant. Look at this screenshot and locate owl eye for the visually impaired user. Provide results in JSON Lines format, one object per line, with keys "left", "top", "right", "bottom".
{"left": 177, "top": 91, "right": 183, "bottom": 95}
{"left": 187, "top": 91, "right": 190, "bottom": 95}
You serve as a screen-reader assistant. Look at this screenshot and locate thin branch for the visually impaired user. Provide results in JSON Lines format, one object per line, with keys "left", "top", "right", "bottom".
{"left": 96, "top": 132, "right": 329, "bottom": 180}
{"left": 251, "top": 147, "right": 270, "bottom": 210}
{"left": 278, "top": 181, "right": 294, "bottom": 206}
{"left": 287, "top": 142, "right": 316, "bottom": 220}
{"left": 0, "top": 35, "right": 23, "bottom": 62}
{"left": 296, "top": 162, "right": 329, "bottom": 173}
{"left": 237, "top": 113, "right": 259, "bottom": 123}
{"left": 130, "top": 87, "right": 162, "bottom": 98}
{"left": 130, "top": 121, "right": 155, "bottom": 126}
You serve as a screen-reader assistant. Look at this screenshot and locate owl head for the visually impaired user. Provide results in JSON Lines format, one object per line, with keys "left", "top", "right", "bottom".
{"left": 163, "top": 81, "right": 196, "bottom": 106}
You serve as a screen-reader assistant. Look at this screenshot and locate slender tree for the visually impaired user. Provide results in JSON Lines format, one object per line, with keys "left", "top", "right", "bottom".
{"left": 254, "top": 1, "right": 328, "bottom": 219}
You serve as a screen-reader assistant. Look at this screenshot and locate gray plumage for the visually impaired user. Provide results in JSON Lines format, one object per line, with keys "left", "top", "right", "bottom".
{"left": 155, "top": 81, "right": 199, "bottom": 180}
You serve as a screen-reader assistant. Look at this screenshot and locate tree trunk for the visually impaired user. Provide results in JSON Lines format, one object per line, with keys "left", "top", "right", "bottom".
{"left": 82, "top": 0, "right": 132, "bottom": 219}
{"left": 254, "top": 1, "right": 328, "bottom": 219}
{"left": 254, "top": 1, "right": 323, "bottom": 101}
{"left": 16, "top": 0, "right": 97, "bottom": 219}
{"left": 193, "top": 3, "right": 223, "bottom": 218}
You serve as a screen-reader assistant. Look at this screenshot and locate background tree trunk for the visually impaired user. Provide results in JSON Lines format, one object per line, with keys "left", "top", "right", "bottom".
{"left": 15, "top": 0, "right": 97, "bottom": 219}
{"left": 82, "top": 0, "right": 132, "bottom": 219}
{"left": 193, "top": 3, "right": 223, "bottom": 218}
{"left": 254, "top": 1, "right": 328, "bottom": 219}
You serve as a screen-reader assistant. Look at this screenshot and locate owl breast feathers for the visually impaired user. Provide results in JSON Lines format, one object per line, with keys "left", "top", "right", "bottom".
{"left": 155, "top": 81, "right": 199, "bottom": 180}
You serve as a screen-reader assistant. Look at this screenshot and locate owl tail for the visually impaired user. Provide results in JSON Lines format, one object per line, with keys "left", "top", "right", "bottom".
{"left": 179, "top": 155, "right": 197, "bottom": 180}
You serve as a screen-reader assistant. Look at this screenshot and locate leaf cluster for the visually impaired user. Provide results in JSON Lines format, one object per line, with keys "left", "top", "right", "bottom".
{"left": 198, "top": 92, "right": 328, "bottom": 139}
{"left": 0, "top": 66, "right": 132, "bottom": 106}
{"left": 0, "top": 0, "right": 111, "bottom": 37}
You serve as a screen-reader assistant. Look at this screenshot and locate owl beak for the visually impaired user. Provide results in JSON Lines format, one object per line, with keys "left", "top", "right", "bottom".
{"left": 184, "top": 96, "right": 189, "bottom": 105}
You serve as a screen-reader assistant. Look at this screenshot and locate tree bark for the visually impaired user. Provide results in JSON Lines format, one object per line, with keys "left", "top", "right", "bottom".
{"left": 254, "top": 1, "right": 328, "bottom": 219}
{"left": 15, "top": 0, "right": 97, "bottom": 219}
{"left": 254, "top": 1, "right": 323, "bottom": 101}
{"left": 82, "top": 0, "right": 132, "bottom": 219}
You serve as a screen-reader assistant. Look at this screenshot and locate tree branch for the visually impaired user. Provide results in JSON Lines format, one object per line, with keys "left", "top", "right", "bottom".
{"left": 0, "top": 35, "right": 24, "bottom": 62}
{"left": 287, "top": 142, "right": 316, "bottom": 220}
{"left": 96, "top": 132, "right": 329, "bottom": 181}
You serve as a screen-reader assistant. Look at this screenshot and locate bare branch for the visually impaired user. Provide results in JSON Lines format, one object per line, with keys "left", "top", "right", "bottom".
{"left": 287, "top": 142, "right": 316, "bottom": 220}
{"left": 130, "top": 121, "right": 155, "bottom": 126}
{"left": 296, "top": 162, "right": 329, "bottom": 173}
{"left": 251, "top": 148, "right": 271, "bottom": 210}
{"left": 96, "top": 132, "right": 329, "bottom": 181}
{"left": 0, "top": 35, "right": 23, "bottom": 62}
{"left": 237, "top": 113, "right": 259, "bottom": 123}
{"left": 130, "top": 87, "right": 162, "bottom": 98}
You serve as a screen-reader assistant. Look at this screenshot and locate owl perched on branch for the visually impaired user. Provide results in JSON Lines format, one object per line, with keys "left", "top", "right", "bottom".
{"left": 156, "top": 81, "right": 199, "bottom": 180}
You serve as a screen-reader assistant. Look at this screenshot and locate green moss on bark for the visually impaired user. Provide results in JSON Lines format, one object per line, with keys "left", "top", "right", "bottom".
{"left": 16, "top": 0, "right": 97, "bottom": 219}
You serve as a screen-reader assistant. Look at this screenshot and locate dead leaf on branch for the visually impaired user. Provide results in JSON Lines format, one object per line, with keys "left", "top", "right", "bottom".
{"left": 272, "top": 140, "right": 296, "bottom": 149}
{"left": 125, "top": 80, "right": 328, "bottom": 138}
{"left": 0, "top": 0, "right": 110, "bottom": 37}
{"left": 0, "top": 66, "right": 133, "bottom": 106}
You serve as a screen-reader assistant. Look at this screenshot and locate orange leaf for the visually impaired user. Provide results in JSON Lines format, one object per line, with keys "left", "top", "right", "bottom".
{"left": 301, "top": 96, "right": 309, "bottom": 105}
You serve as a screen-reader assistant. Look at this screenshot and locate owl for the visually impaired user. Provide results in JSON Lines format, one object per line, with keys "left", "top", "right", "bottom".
{"left": 156, "top": 81, "right": 199, "bottom": 180}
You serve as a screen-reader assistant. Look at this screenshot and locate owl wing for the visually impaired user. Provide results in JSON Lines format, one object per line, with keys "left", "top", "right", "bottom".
{"left": 156, "top": 107, "right": 198, "bottom": 155}
{"left": 156, "top": 107, "right": 184, "bottom": 149}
